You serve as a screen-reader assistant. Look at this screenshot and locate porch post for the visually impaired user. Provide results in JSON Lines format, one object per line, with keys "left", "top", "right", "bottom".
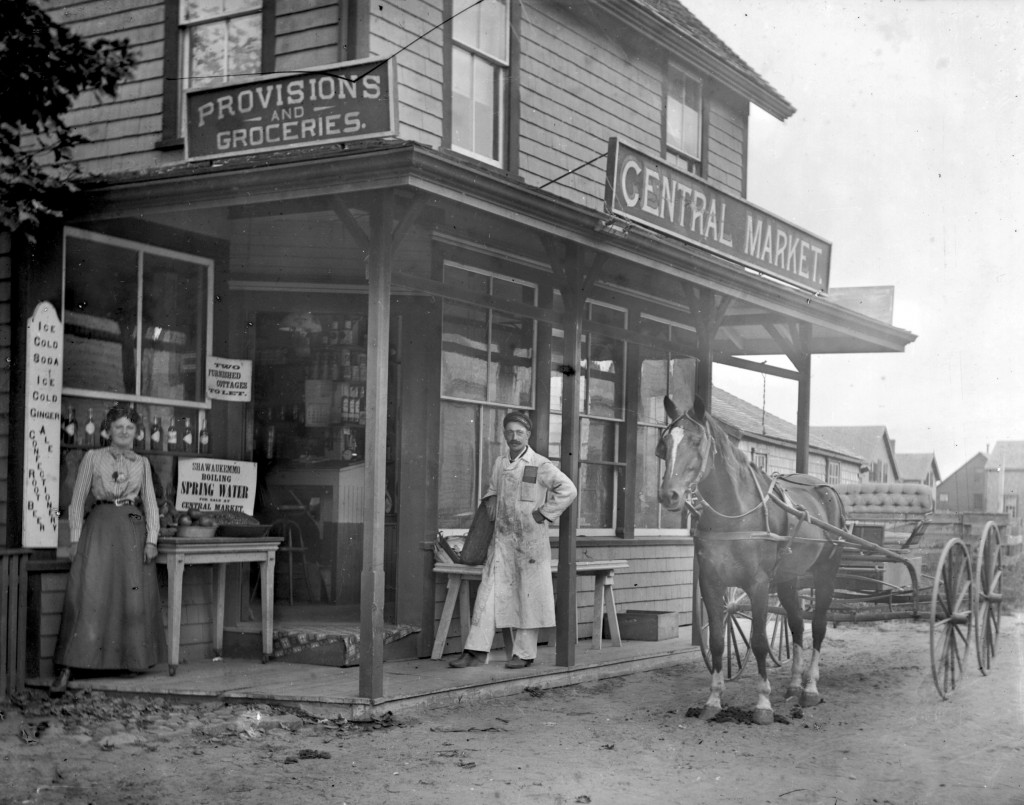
{"left": 556, "top": 281, "right": 584, "bottom": 667}
{"left": 795, "top": 354, "right": 811, "bottom": 474}
{"left": 359, "top": 193, "right": 394, "bottom": 699}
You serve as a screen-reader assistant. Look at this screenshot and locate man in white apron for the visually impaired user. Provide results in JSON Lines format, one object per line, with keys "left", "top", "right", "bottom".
{"left": 449, "top": 411, "right": 578, "bottom": 669}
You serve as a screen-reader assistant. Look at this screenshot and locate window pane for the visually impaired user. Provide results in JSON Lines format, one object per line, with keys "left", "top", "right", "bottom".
{"left": 579, "top": 463, "right": 616, "bottom": 529}
{"left": 586, "top": 334, "right": 623, "bottom": 418}
{"left": 451, "top": 49, "right": 475, "bottom": 153}
{"left": 442, "top": 301, "right": 489, "bottom": 400}
{"left": 580, "top": 418, "right": 616, "bottom": 463}
{"left": 188, "top": 21, "right": 226, "bottom": 88}
{"left": 639, "top": 356, "right": 669, "bottom": 426}
{"left": 488, "top": 312, "right": 533, "bottom": 407}
{"left": 63, "top": 236, "right": 139, "bottom": 395}
{"left": 666, "top": 95, "right": 683, "bottom": 151}
{"left": 141, "top": 254, "right": 207, "bottom": 402}
{"left": 184, "top": 0, "right": 260, "bottom": 23}
{"left": 547, "top": 412, "right": 561, "bottom": 463}
{"left": 480, "top": 407, "right": 506, "bottom": 494}
{"left": 669, "top": 357, "right": 696, "bottom": 409}
{"left": 635, "top": 426, "right": 663, "bottom": 528}
{"left": 227, "top": 14, "right": 262, "bottom": 80}
{"left": 438, "top": 402, "right": 478, "bottom": 527}
{"left": 453, "top": 0, "right": 507, "bottom": 62}
{"left": 471, "top": 56, "right": 496, "bottom": 157}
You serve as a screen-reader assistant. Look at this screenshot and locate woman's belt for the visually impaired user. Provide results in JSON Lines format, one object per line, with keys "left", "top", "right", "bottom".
{"left": 95, "top": 497, "right": 140, "bottom": 507}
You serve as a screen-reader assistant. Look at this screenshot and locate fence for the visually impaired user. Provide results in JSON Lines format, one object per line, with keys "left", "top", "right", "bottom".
{"left": 1, "top": 550, "right": 30, "bottom": 700}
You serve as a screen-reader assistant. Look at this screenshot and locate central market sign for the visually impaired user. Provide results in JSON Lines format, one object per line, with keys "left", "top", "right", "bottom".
{"left": 186, "top": 59, "right": 396, "bottom": 161}
{"left": 605, "top": 138, "right": 831, "bottom": 294}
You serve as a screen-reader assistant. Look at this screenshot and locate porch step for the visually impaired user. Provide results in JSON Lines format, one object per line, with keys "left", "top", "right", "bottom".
{"left": 272, "top": 623, "right": 420, "bottom": 667}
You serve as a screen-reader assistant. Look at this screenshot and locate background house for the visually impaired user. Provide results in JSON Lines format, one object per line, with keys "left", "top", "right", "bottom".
{"left": 936, "top": 452, "right": 988, "bottom": 513}
{"left": 713, "top": 388, "right": 863, "bottom": 484}
{"left": 895, "top": 453, "right": 941, "bottom": 490}
{"left": 810, "top": 426, "right": 899, "bottom": 484}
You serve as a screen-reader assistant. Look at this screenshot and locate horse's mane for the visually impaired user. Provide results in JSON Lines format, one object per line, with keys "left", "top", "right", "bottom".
{"left": 703, "top": 411, "right": 750, "bottom": 477}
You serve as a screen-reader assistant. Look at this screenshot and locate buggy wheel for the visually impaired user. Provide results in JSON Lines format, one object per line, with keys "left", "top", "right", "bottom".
{"left": 975, "top": 521, "right": 1003, "bottom": 674}
{"left": 929, "top": 538, "right": 974, "bottom": 700}
{"left": 766, "top": 594, "right": 791, "bottom": 666}
{"left": 698, "top": 586, "right": 754, "bottom": 681}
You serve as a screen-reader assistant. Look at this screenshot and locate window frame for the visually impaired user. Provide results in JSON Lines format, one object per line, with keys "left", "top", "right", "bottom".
{"left": 438, "top": 263, "right": 538, "bottom": 528}
{"left": 61, "top": 226, "right": 215, "bottom": 412}
{"left": 446, "top": 0, "right": 511, "bottom": 168}
{"left": 160, "top": 0, "right": 276, "bottom": 149}
{"left": 664, "top": 63, "right": 703, "bottom": 166}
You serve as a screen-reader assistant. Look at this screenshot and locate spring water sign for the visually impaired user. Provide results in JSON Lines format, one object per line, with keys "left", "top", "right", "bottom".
{"left": 23, "top": 302, "right": 63, "bottom": 547}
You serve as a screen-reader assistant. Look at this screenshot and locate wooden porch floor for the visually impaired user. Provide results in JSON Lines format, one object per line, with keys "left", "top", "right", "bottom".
{"left": 33, "top": 633, "right": 701, "bottom": 720}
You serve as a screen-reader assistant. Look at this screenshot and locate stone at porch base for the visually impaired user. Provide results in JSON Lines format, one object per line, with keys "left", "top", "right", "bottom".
{"left": 271, "top": 624, "right": 421, "bottom": 667}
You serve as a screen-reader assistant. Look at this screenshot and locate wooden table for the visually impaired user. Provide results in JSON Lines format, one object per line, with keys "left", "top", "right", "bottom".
{"left": 431, "top": 559, "right": 629, "bottom": 660}
{"left": 157, "top": 536, "right": 282, "bottom": 675}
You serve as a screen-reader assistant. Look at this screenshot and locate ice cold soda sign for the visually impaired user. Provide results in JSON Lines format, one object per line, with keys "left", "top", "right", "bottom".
{"left": 23, "top": 302, "right": 63, "bottom": 547}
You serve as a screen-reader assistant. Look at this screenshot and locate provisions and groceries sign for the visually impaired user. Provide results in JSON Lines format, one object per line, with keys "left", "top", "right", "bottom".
{"left": 176, "top": 458, "right": 257, "bottom": 515}
{"left": 605, "top": 138, "right": 832, "bottom": 294}
{"left": 23, "top": 302, "right": 63, "bottom": 547}
{"left": 207, "top": 356, "right": 252, "bottom": 402}
{"left": 185, "top": 59, "right": 396, "bottom": 161}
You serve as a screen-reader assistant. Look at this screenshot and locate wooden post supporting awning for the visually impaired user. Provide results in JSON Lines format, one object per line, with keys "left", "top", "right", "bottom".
{"left": 333, "top": 192, "right": 423, "bottom": 700}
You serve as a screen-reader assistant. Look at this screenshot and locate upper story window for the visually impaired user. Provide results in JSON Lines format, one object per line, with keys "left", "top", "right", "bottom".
{"left": 826, "top": 459, "right": 841, "bottom": 486}
{"left": 180, "top": 1, "right": 263, "bottom": 129}
{"left": 665, "top": 66, "right": 702, "bottom": 164}
{"left": 450, "top": 0, "right": 509, "bottom": 167}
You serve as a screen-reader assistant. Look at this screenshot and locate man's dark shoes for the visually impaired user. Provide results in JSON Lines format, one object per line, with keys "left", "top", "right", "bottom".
{"left": 505, "top": 655, "right": 534, "bottom": 669}
{"left": 49, "top": 667, "right": 70, "bottom": 697}
{"left": 448, "top": 650, "right": 485, "bottom": 668}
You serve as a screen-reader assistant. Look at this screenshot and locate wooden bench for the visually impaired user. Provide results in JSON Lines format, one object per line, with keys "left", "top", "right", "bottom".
{"left": 431, "top": 559, "right": 629, "bottom": 660}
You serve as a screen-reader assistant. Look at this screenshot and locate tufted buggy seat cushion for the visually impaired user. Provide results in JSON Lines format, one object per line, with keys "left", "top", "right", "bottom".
{"left": 835, "top": 483, "right": 934, "bottom": 520}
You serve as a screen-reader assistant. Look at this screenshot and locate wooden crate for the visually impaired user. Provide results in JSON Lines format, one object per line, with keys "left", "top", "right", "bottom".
{"left": 617, "top": 610, "right": 679, "bottom": 642}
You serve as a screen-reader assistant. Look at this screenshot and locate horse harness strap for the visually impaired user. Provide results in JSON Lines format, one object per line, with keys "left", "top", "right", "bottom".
{"left": 695, "top": 530, "right": 790, "bottom": 543}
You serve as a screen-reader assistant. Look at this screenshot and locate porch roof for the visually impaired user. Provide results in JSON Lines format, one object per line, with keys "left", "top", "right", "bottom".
{"left": 71, "top": 141, "right": 916, "bottom": 360}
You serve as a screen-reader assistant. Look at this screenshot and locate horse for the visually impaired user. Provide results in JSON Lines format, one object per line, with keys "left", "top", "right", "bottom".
{"left": 657, "top": 395, "right": 846, "bottom": 725}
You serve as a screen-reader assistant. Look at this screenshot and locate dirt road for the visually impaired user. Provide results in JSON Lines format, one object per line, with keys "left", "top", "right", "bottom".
{"left": 3, "top": 616, "right": 1022, "bottom": 805}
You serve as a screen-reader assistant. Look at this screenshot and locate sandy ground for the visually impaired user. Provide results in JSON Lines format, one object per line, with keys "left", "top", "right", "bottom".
{"left": 3, "top": 614, "right": 1023, "bottom": 805}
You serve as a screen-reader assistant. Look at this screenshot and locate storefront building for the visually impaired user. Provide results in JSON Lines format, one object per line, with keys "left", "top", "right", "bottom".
{"left": 7, "top": 0, "right": 915, "bottom": 698}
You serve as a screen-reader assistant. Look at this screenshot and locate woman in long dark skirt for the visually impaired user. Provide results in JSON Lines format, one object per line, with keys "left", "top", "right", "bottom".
{"left": 50, "top": 403, "right": 165, "bottom": 694}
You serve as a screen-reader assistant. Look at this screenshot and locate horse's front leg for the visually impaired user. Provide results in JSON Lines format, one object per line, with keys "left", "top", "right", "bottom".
{"left": 775, "top": 580, "right": 806, "bottom": 701}
{"left": 699, "top": 574, "right": 726, "bottom": 720}
{"left": 801, "top": 561, "right": 838, "bottom": 707}
{"left": 749, "top": 581, "right": 774, "bottom": 726}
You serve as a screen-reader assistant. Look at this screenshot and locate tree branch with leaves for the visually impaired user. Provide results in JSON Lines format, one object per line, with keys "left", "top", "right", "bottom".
{"left": 0, "top": 0, "right": 135, "bottom": 237}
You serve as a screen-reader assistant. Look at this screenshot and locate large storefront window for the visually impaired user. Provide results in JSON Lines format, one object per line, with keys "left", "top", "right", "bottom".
{"left": 635, "top": 317, "right": 696, "bottom": 531}
{"left": 450, "top": 0, "right": 509, "bottom": 166}
{"left": 438, "top": 265, "right": 536, "bottom": 526}
{"left": 62, "top": 229, "right": 212, "bottom": 406}
{"left": 550, "top": 302, "right": 627, "bottom": 532}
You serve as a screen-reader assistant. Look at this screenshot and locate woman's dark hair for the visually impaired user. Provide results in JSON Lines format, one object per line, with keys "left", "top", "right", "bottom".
{"left": 105, "top": 403, "right": 141, "bottom": 429}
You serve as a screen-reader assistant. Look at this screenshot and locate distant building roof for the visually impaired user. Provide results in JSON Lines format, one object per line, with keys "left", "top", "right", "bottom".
{"left": 896, "top": 453, "right": 941, "bottom": 483}
{"left": 988, "top": 441, "right": 1024, "bottom": 470}
{"left": 809, "top": 426, "right": 892, "bottom": 466}
{"left": 712, "top": 388, "right": 860, "bottom": 461}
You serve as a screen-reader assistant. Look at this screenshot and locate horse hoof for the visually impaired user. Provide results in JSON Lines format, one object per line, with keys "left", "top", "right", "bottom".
{"left": 784, "top": 687, "right": 803, "bottom": 701}
{"left": 753, "top": 708, "right": 774, "bottom": 726}
{"left": 699, "top": 706, "right": 721, "bottom": 721}
{"left": 800, "top": 692, "right": 824, "bottom": 707}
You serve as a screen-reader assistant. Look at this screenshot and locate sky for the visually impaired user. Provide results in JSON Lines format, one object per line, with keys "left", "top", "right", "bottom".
{"left": 679, "top": 0, "right": 1024, "bottom": 479}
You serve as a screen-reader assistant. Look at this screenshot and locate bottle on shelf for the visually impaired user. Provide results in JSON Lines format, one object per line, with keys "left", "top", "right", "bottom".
{"left": 182, "top": 417, "right": 194, "bottom": 452}
{"left": 99, "top": 418, "right": 110, "bottom": 447}
{"left": 135, "top": 413, "right": 146, "bottom": 448}
{"left": 63, "top": 406, "right": 77, "bottom": 446}
{"left": 199, "top": 414, "right": 210, "bottom": 454}
{"left": 150, "top": 417, "right": 163, "bottom": 451}
{"left": 166, "top": 419, "right": 179, "bottom": 451}
{"left": 83, "top": 408, "right": 96, "bottom": 447}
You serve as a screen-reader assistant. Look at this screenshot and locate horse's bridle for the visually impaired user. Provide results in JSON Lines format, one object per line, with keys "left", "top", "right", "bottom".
{"left": 658, "top": 411, "right": 779, "bottom": 520}
{"left": 657, "top": 411, "right": 713, "bottom": 514}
